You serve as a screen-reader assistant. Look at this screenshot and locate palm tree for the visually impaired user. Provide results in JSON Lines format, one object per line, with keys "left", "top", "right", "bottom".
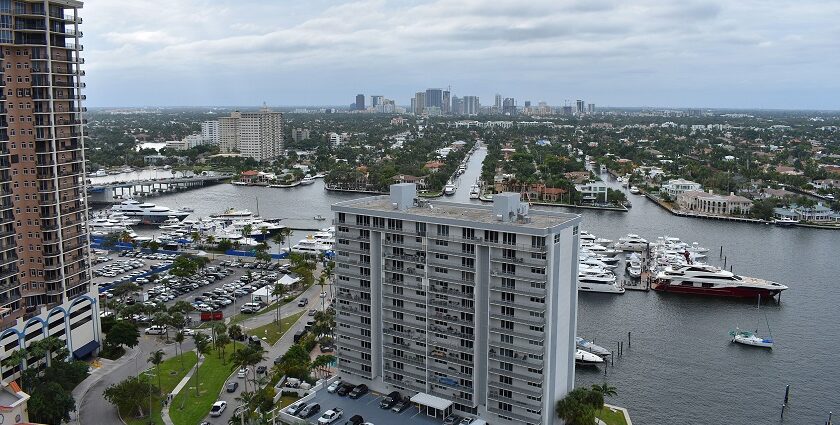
{"left": 191, "top": 231, "right": 201, "bottom": 246}
{"left": 216, "top": 334, "right": 231, "bottom": 363}
{"left": 278, "top": 227, "right": 292, "bottom": 255}
{"left": 271, "top": 232, "right": 286, "bottom": 255}
{"left": 591, "top": 383, "right": 617, "bottom": 398}
{"left": 192, "top": 333, "right": 211, "bottom": 396}
{"left": 119, "top": 230, "right": 133, "bottom": 244}
{"left": 147, "top": 349, "right": 165, "bottom": 395}
{"left": 271, "top": 282, "right": 285, "bottom": 323}
{"left": 231, "top": 347, "right": 253, "bottom": 393}
{"left": 242, "top": 224, "right": 253, "bottom": 244}
{"left": 205, "top": 235, "right": 216, "bottom": 246}
{"left": 555, "top": 388, "right": 604, "bottom": 425}
{"left": 246, "top": 346, "right": 266, "bottom": 390}
{"left": 174, "top": 331, "right": 185, "bottom": 370}
{"left": 228, "top": 325, "right": 243, "bottom": 344}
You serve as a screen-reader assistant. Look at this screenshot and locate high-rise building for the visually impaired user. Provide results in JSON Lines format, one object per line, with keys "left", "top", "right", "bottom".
{"left": 410, "top": 98, "right": 416, "bottom": 114}
{"left": 451, "top": 96, "right": 463, "bottom": 115}
{"left": 587, "top": 104, "right": 595, "bottom": 114}
{"left": 201, "top": 120, "right": 219, "bottom": 145}
{"left": 463, "top": 96, "right": 480, "bottom": 115}
{"left": 425, "top": 88, "right": 443, "bottom": 109}
{"left": 575, "top": 100, "right": 585, "bottom": 114}
{"left": 333, "top": 185, "right": 581, "bottom": 425}
{"left": 0, "top": 0, "right": 103, "bottom": 371}
{"left": 442, "top": 90, "right": 451, "bottom": 114}
{"left": 414, "top": 92, "right": 426, "bottom": 115}
{"left": 562, "top": 106, "right": 573, "bottom": 115}
{"left": 292, "top": 128, "right": 310, "bottom": 143}
{"left": 502, "top": 97, "right": 516, "bottom": 115}
{"left": 371, "top": 95, "right": 384, "bottom": 108}
{"left": 356, "top": 94, "right": 365, "bottom": 111}
{"left": 524, "top": 101, "right": 531, "bottom": 108}
{"left": 218, "top": 107, "right": 284, "bottom": 161}
{"left": 494, "top": 94, "right": 502, "bottom": 112}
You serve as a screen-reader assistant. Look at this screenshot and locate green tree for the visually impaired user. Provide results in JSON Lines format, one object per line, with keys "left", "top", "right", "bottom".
{"left": 104, "top": 375, "right": 159, "bottom": 419}
{"left": 216, "top": 334, "right": 231, "bottom": 363}
{"left": 271, "top": 282, "right": 286, "bottom": 323}
{"left": 170, "top": 254, "right": 199, "bottom": 278}
{"left": 591, "top": 383, "right": 617, "bottom": 398}
{"left": 28, "top": 381, "right": 77, "bottom": 424}
{"left": 106, "top": 321, "right": 140, "bottom": 349}
{"left": 228, "top": 324, "right": 244, "bottom": 343}
{"left": 147, "top": 349, "right": 165, "bottom": 394}
{"left": 174, "top": 331, "right": 186, "bottom": 370}
{"left": 192, "top": 333, "right": 211, "bottom": 396}
{"left": 555, "top": 388, "right": 605, "bottom": 425}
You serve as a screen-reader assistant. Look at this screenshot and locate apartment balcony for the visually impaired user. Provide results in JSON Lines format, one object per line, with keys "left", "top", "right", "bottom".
{"left": 429, "top": 298, "right": 474, "bottom": 314}
{"left": 489, "top": 326, "right": 544, "bottom": 342}
{"left": 428, "top": 335, "right": 474, "bottom": 355}
{"left": 383, "top": 252, "right": 426, "bottom": 264}
{"left": 429, "top": 387, "right": 475, "bottom": 406}
{"left": 425, "top": 241, "right": 473, "bottom": 256}
{"left": 489, "top": 339, "right": 544, "bottom": 358}
{"left": 427, "top": 270, "right": 474, "bottom": 286}
{"left": 383, "top": 341, "right": 427, "bottom": 357}
{"left": 337, "top": 347, "right": 370, "bottom": 365}
{"left": 383, "top": 375, "right": 426, "bottom": 392}
{"left": 429, "top": 285, "right": 473, "bottom": 300}
{"left": 487, "top": 380, "right": 543, "bottom": 399}
{"left": 428, "top": 323, "right": 473, "bottom": 340}
{"left": 383, "top": 288, "right": 427, "bottom": 304}
{"left": 486, "top": 405, "right": 543, "bottom": 424}
{"left": 336, "top": 304, "right": 371, "bottom": 318}
{"left": 337, "top": 360, "right": 371, "bottom": 379}
{"left": 490, "top": 253, "right": 547, "bottom": 268}
{"left": 428, "top": 349, "right": 473, "bottom": 368}
{"left": 489, "top": 312, "right": 544, "bottom": 328}
{"left": 382, "top": 300, "right": 426, "bottom": 317}
{"left": 384, "top": 364, "right": 427, "bottom": 382}
{"left": 429, "top": 311, "right": 474, "bottom": 327}
{"left": 428, "top": 360, "right": 472, "bottom": 380}
{"left": 489, "top": 284, "right": 546, "bottom": 297}
{"left": 382, "top": 316, "right": 428, "bottom": 334}
{"left": 489, "top": 297, "right": 546, "bottom": 314}
{"left": 383, "top": 351, "right": 427, "bottom": 369}
{"left": 488, "top": 366, "right": 544, "bottom": 384}
{"left": 489, "top": 269, "right": 547, "bottom": 283}
{"left": 335, "top": 291, "right": 371, "bottom": 305}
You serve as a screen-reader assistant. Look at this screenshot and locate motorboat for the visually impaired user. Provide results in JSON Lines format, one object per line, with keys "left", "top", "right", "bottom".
{"left": 774, "top": 217, "right": 798, "bottom": 226}
{"left": 314, "top": 215, "right": 326, "bottom": 221}
{"left": 615, "top": 234, "right": 648, "bottom": 252}
{"left": 578, "top": 272, "right": 624, "bottom": 294}
{"left": 654, "top": 264, "right": 788, "bottom": 298}
{"left": 92, "top": 170, "right": 108, "bottom": 177}
{"left": 299, "top": 175, "right": 316, "bottom": 185}
{"left": 629, "top": 186, "right": 641, "bottom": 194}
{"left": 158, "top": 216, "right": 183, "bottom": 230}
{"left": 110, "top": 199, "right": 189, "bottom": 224}
{"left": 469, "top": 184, "right": 480, "bottom": 199}
{"left": 575, "top": 337, "right": 611, "bottom": 356}
{"left": 583, "top": 244, "right": 618, "bottom": 257}
{"left": 580, "top": 256, "right": 614, "bottom": 269}
{"left": 287, "top": 237, "right": 333, "bottom": 255}
{"left": 627, "top": 266, "right": 642, "bottom": 278}
{"left": 443, "top": 184, "right": 456, "bottom": 196}
{"left": 209, "top": 208, "right": 255, "bottom": 223}
{"left": 575, "top": 349, "right": 604, "bottom": 366}
{"left": 178, "top": 207, "right": 194, "bottom": 212}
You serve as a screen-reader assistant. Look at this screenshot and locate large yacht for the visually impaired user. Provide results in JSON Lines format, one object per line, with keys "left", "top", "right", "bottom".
{"left": 578, "top": 269, "right": 625, "bottom": 294}
{"left": 654, "top": 264, "right": 788, "bottom": 298}
{"left": 209, "top": 208, "right": 255, "bottom": 222}
{"left": 110, "top": 199, "right": 189, "bottom": 224}
{"left": 615, "top": 234, "right": 648, "bottom": 251}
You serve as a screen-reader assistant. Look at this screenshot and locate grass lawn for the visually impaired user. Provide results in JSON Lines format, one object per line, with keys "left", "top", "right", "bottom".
{"left": 169, "top": 342, "right": 243, "bottom": 425}
{"left": 246, "top": 311, "right": 305, "bottom": 345}
{"left": 122, "top": 351, "right": 198, "bottom": 425}
{"left": 278, "top": 394, "right": 300, "bottom": 409}
{"left": 597, "top": 406, "right": 629, "bottom": 425}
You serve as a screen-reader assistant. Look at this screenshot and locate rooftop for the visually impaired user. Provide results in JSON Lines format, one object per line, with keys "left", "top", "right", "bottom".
{"left": 302, "top": 386, "right": 454, "bottom": 425}
{"left": 333, "top": 194, "right": 580, "bottom": 232}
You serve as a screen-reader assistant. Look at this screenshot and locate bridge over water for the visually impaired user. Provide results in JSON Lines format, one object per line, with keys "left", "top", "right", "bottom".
{"left": 87, "top": 174, "right": 233, "bottom": 204}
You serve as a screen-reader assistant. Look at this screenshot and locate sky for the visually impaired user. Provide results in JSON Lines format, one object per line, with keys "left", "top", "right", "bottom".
{"left": 81, "top": 0, "right": 840, "bottom": 110}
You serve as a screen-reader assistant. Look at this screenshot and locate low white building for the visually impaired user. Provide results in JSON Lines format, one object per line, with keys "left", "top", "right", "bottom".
{"left": 575, "top": 181, "right": 609, "bottom": 203}
{"left": 677, "top": 191, "right": 753, "bottom": 216}
{"left": 662, "top": 178, "right": 702, "bottom": 199}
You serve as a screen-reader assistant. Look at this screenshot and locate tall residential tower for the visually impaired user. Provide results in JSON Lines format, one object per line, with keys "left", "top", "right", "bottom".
{"left": 333, "top": 184, "right": 581, "bottom": 425}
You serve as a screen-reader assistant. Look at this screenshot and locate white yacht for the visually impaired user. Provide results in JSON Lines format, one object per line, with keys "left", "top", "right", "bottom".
{"left": 110, "top": 199, "right": 189, "bottom": 224}
{"left": 575, "top": 337, "right": 611, "bottom": 356}
{"left": 774, "top": 217, "right": 798, "bottom": 226}
{"left": 578, "top": 270, "right": 625, "bottom": 294}
{"left": 92, "top": 170, "right": 108, "bottom": 177}
{"left": 469, "top": 184, "right": 480, "bottom": 199}
{"left": 209, "top": 208, "right": 255, "bottom": 222}
{"left": 575, "top": 349, "right": 604, "bottom": 366}
{"left": 629, "top": 186, "right": 641, "bottom": 194}
{"left": 615, "top": 234, "right": 648, "bottom": 251}
{"left": 299, "top": 175, "right": 316, "bottom": 185}
{"left": 287, "top": 237, "right": 333, "bottom": 255}
{"left": 443, "top": 184, "right": 456, "bottom": 196}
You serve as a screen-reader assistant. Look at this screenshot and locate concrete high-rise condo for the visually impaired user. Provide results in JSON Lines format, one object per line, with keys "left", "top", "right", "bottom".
{"left": 0, "top": 0, "right": 102, "bottom": 377}
{"left": 332, "top": 184, "right": 582, "bottom": 425}
{"left": 218, "top": 106, "right": 284, "bottom": 161}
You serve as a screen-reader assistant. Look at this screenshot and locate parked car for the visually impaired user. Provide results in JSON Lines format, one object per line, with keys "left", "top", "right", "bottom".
{"left": 380, "top": 391, "right": 401, "bottom": 409}
{"left": 317, "top": 408, "right": 343, "bottom": 424}
{"left": 326, "top": 379, "right": 343, "bottom": 393}
{"left": 144, "top": 325, "right": 167, "bottom": 335}
{"left": 336, "top": 382, "right": 355, "bottom": 396}
{"left": 285, "top": 401, "right": 307, "bottom": 416}
{"left": 249, "top": 335, "right": 263, "bottom": 346}
{"left": 226, "top": 381, "right": 239, "bottom": 393}
{"left": 237, "top": 367, "right": 248, "bottom": 378}
{"left": 443, "top": 415, "right": 462, "bottom": 425}
{"left": 298, "top": 402, "right": 321, "bottom": 419}
{"left": 344, "top": 414, "right": 364, "bottom": 425}
{"left": 308, "top": 309, "right": 317, "bottom": 316}
{"left": 391, "top": 398, "right": 410, "bottom": 413}
{"left": 209, "top": 401, "right": 227, "bottom": 417}
{"left": 256, "top": 365, "right": 267, "bottom": 374}
{"left": 348, "top": 384, "right": 368, "bottom": 399}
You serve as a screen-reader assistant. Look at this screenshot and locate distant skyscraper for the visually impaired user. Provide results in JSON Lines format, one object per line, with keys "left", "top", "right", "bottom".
{"left": 463, "top": 96, "right": 480, "bottom": 115}
{"left": 562, "top": 105, "right": 573, "bottom": 115}
{"left": 524, "top": 100, "right": 531, "bottom": 108}
{"left": 410, "top": 98, "right": 416, "bottom": 114}
{"left": 371, "top": 95, "right": 384, "bottom": 108}
{"left": 442, "top": 90, "right": 451, "bottom": 114}
{"left": 414, "top": 92, "right": 426, "bottom": 115}
{"left": 201, "top": 120, "right": 220, "bottom": 145}
{"left": 425, "top": 88, "right": 443, "bottom": 109}
{"left": 219, "top": 107, "right": 284, "bottom": 161}
{"left": 451, "top": 96, "right": 463, "bottom": 115}
{"left": 356, "top": 94, "right": 365, "bottom": 110}
{"left": 494, "top": 94, "right": 502, "bottom": 112}
{"left": 576, "top": 100, "right": 585, "bottom": 114}
{"left": 587, "top": 104, "right": 595, "bottom": 114}
{"left": 502, "top": 97, "right": 516, "bottom": 115}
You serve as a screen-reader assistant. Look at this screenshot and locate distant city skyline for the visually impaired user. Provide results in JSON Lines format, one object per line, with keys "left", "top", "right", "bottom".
{"left": 83, "top": 0, "right": 840, "bottom": 110}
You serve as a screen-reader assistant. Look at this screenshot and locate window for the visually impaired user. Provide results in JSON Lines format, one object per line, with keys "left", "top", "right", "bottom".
{"left": 436, "top": 224, "right": 449, "bottom": 236}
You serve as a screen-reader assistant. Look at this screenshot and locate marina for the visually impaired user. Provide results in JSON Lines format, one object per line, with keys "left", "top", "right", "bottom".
{"left": 87, "top": 147, "right": 840, "bottom": 425}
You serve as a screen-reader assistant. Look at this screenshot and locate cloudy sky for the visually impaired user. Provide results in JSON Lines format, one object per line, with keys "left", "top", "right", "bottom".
{"left": 81, "top": 0, "right": 840, "bottom": 109}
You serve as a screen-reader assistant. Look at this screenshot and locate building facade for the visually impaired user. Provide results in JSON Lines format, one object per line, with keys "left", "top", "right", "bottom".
{"left": 676, "top": 190, "right": 753, "bottom": 216}
{"left": 217, "top": 107, "right": 284, "bottom": 161}
{"left": 201, "top": 120, "right": 219, "bottom": 145}
{"left": 425, "top": 88, "right": 443, "bottom": 109}
{"left": 662, "top": 178, "right": 702, "bottom": 199}
{"left": 356, "top": 94, "right": 365, "bottom": 111}
{"left": 332, "top": 184, "right": 581, "bottom": 425}
{"left": 463, "top": 96, "right": 480, "bottom": 116}
{"left": 414, "top": 92, "right": 425, "bottom": 115}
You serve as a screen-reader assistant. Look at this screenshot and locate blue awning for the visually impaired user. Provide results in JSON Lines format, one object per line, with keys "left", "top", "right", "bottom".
{"left": 73, "top": 340, "right": 100, "bottom": 359}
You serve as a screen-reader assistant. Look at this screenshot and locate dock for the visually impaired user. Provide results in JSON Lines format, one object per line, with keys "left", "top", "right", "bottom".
{"left": 621, "top": 245, "right": 651, "bottom": 292}
{"left": 87, "top": 174, "right": 233, "bottom": 204}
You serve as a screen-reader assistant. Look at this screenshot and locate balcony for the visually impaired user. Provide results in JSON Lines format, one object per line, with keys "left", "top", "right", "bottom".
{"left": 429, "top": 298, "right": 474, "bottom": 313}
{"left": 428, "top": 361, "right": 472, "bottom": 380}
{"left": 429, "top": 312, "right": 473, "bottom": 327}
{"left": 489, "top": 284, "right": 545, "bottom": 297}
{"left": 383, "top": 351, "right": 427, "bottom": 368}
{"left": 487, "top": 380, "right": 542, "bottom": 399}
{"left": 490, "top": 312, "right": 544, "bottom": 327}
{"left": 490, "top": 269, "right": 547, "bottom": 283}
{"left": 336, "top": 304, "right": 370, "bottom": 318}
{"left": 486, "top": 405, "right": 542, "bottom": 424}
{"left": 429, "top": 285, "right": 473, "bottom": 300}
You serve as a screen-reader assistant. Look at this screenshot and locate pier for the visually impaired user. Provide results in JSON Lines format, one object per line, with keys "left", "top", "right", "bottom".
{"left": 87, "top": 174, "right": 233, "bottom": 204}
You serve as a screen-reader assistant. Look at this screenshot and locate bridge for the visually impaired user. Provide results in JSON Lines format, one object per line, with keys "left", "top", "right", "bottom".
{"left": 87, "top": 174, "right": 233, "bottom": 204}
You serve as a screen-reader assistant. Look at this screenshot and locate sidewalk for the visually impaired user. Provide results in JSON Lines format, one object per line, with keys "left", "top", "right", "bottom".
{"left": 161, "top": 353, "right": 205, "bottom": 425}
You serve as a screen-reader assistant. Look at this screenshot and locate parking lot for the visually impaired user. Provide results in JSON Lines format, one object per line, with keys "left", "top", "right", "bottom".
{"left": 297, "top": 387, "right": 451, "bottom": 425}
{"left": 96, "top": 250, "right": 315, "bottom": 327}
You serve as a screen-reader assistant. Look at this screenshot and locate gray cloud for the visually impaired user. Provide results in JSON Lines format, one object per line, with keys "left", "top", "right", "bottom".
{"left": 81, "top": 0, "right": 840, "bottom": 109}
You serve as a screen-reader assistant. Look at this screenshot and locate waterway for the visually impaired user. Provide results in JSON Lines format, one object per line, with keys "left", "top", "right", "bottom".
{"left": 103, "top": 147, "right": 838, "bottom": 424}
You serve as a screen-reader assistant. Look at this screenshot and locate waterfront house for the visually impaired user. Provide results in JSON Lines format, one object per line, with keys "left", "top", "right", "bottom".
{"left": 392, "top": 174, "right": 428, "bottom": 190}
{"left": 424, "top": 160, "right": 444, "bottom": 173}
{"left": 677, "top": 190, "right": 753, "bottom": 216}
{"left": 662, "top": 178, "right": 703, "bottom": 199}
{"left": 575, "top": 181, "right": 609, "bottom": 204}
{"left": 564, "top": 171, "right": 591, "bottom": 184}
{"left": 774, "top": 203, "right": 839, "bottom": 222}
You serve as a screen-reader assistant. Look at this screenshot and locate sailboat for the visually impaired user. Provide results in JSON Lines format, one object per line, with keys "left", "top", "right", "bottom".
{"left": 730, "top": 295, "right": 774, "bottom": 348}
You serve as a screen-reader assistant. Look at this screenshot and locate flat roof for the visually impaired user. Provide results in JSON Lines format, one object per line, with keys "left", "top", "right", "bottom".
{"left": 303, "top": 386, "right": 448, "bottom": 425}
{"left": 410, "top": 393, "right": 452, "bottom": 411}
{"left": 333, "top": 196, "right": 580, "bottom": 232}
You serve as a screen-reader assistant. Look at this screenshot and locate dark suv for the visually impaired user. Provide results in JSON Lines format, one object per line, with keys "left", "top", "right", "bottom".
{"left": 379, "top": 391, "right": 401, "bottom": 409}
{"left": 348, "top": 384, "right": 368, "bottom": 399}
